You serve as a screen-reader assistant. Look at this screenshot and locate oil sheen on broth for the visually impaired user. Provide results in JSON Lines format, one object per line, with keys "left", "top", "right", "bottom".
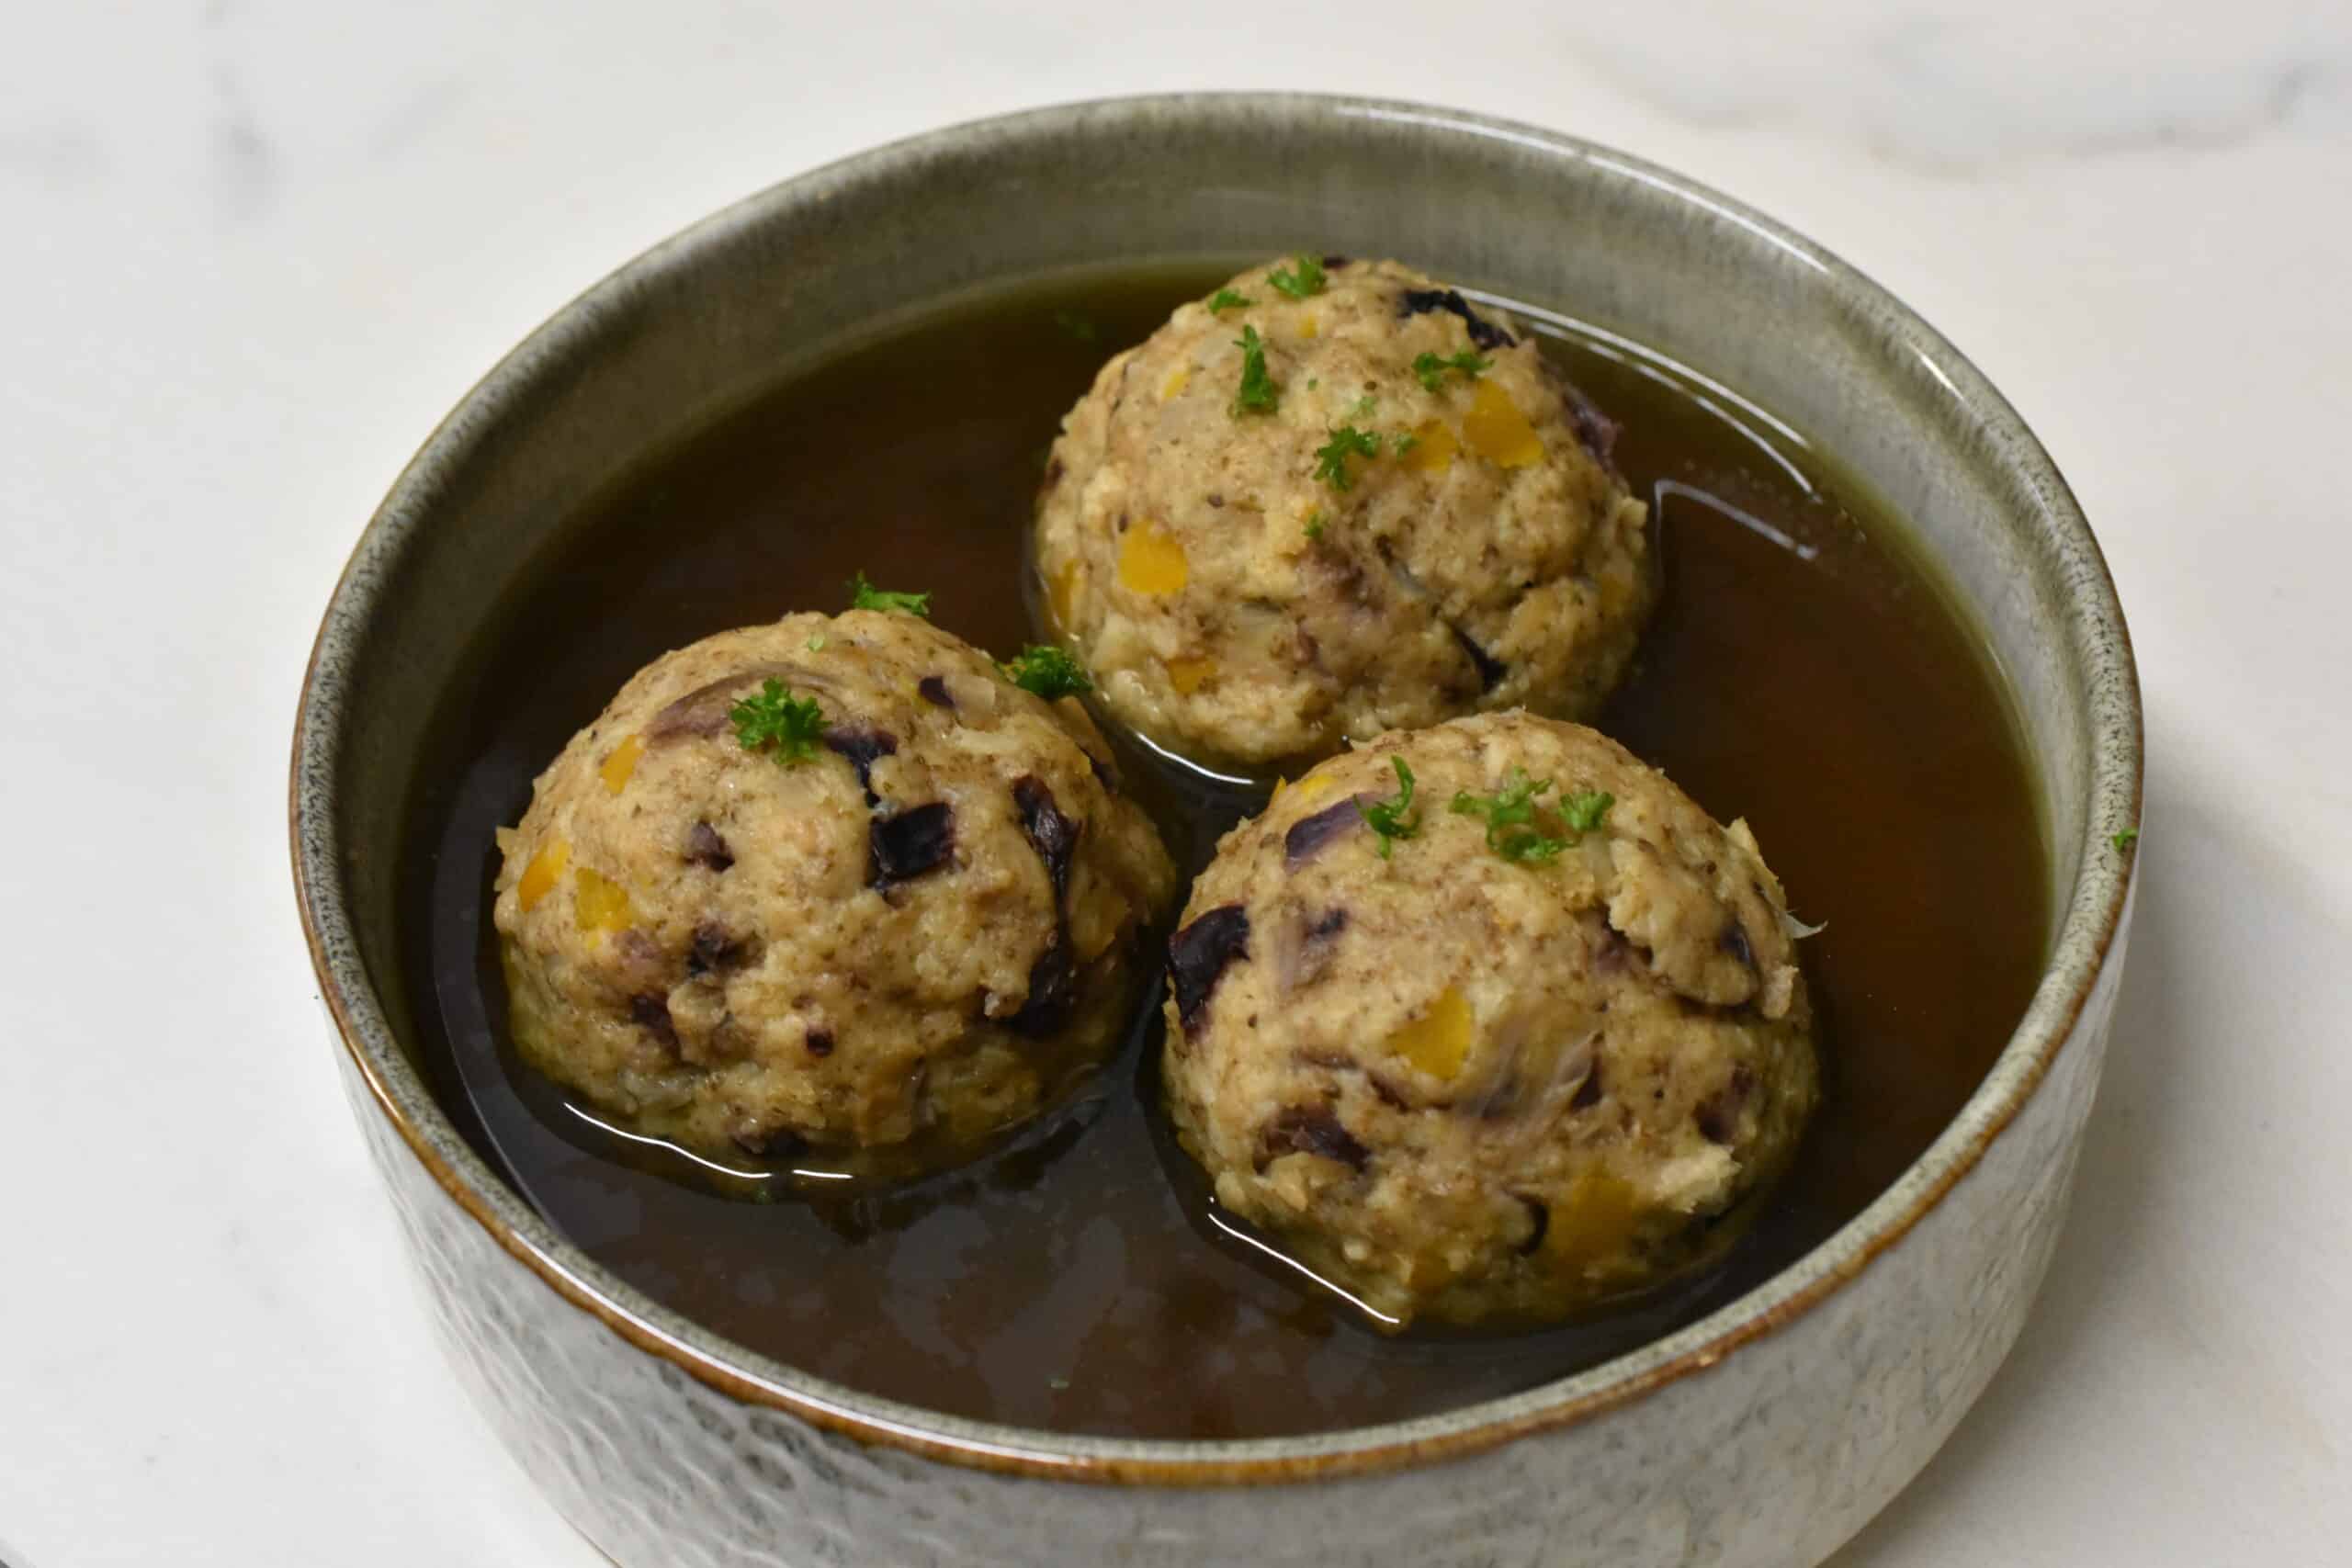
{"left": 401, "top": 267, "right": 2048, "bottom": 1442}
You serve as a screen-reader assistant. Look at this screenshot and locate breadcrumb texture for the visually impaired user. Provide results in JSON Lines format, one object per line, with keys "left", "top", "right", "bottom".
{"left": 492, "top": 611, "right": 1178, "bottom": 1178}
{"left": 1035, "top": 258, "right": 1654, "bottom": 768}
{"left": 1161, "top": 713, "right": 1817, "bottom": 1328}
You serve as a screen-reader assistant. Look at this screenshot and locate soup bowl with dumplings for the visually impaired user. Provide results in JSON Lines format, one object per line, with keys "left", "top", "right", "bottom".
{"left": 291, "top": 94, "right": 2140, "bottom": 1568}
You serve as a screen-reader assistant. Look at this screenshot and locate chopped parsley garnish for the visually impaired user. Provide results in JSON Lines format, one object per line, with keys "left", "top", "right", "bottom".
{"left": 2111, "top": 827, "right": 2141, "bottom": 852}
{"left": 729, "top": 679, "right": 825, "bottom": 765}
{"left": 1314, "top": 424, "right": 1385, "bottom": 491}
{"left": 1000, "top": 644, "right": 1093, "bottom": 700}
{"left": 1450, "top": 770, "right": 1561, "bottom": 861}
{"left": 1231, "top": 324, "right": 1280, "bottom": 416}
{"left": 1413, "top": 348, "right": 1493, "bottom": 393}
{"left": 1393, "top": 432, "right": 1420, "bottom": 456}
{"left": 1451, "top": 773, "right": 1613, "bottom": 863}
{"left": 1053, "top": 309, "right": 1099, "bottom": 344}
{"left": 1351, "top": 393, "right": 1379, "bottom": 419}
{"left": 1304, "top": 510, "right": 1327, "bottom": 542}
{"left": 1560, "top": 789, "right": 1614, "bottom": 834}
{"left": 1267, "top": 254, "right": 1328, "bottom": 299}
{"left": 847, "top": 572, "right": 932, "bottom": 615}
{"left": 1205, "top": 288, "right": 1254, "bottom": 313}
{"left": 805, "top": 632, "right": 827, "bottom": 651}
{"left": 1356, "top": 756, "right": 1422, "bottom": 858}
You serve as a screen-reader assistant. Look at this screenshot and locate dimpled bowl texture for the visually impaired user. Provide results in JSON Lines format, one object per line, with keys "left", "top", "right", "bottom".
{"left": 291, "top": 95, "right": 2141, "bottom": 1568}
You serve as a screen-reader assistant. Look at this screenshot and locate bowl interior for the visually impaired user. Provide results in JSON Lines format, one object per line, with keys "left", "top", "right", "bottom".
{"left": 294, "top": 93, "right": 2138, "bottom": 1465}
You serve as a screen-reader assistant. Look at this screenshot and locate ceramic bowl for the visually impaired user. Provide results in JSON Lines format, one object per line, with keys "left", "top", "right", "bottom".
{"left": 291, "top": 94, "right": 2140, "bottom": 1567}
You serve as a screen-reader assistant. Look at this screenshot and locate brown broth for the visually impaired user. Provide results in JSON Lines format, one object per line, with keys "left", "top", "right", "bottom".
{"left": 398, "top": 266, "right": 2047, "bottom": 1441}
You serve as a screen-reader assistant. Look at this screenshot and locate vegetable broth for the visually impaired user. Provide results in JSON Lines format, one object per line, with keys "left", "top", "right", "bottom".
{"left": 400, "top": 266, "right": 2047, "bottom": 1440}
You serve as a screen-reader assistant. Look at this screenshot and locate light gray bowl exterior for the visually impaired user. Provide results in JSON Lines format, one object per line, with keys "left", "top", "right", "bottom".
{"left": 294, "top": 95, "right": 2141, "bottom": 1568}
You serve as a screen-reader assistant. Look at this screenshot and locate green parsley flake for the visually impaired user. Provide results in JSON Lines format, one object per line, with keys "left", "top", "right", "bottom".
{"left": 1561, "top": 789, "right": 1614, "bottom": 834}
{"left": 1304, "top": 510, "right": 1327, "bottom": 542}
{"left": 1205, "top": 288, "right": 1254, "bottom": 313}
{"left": 848, "top": 572, "right": 932, "bottom": 616}
{"left": 1449, "top": 771, "right": 1563, "bottom": 862}
{"left": 1451, "top": 773, "right": 1613, "bottom": 863}
{"left": 1232, "top": 324, "right": 1280, "bottom": 416}
{"left": 1000, "top": 644, "right": 1093, "bottom": 700}
{"left": 1267, "top": 254, "right": 1328, "bottom": 299}
{"left": 1393, "top": 432, "right": 1420, "bottom": 456}
{"left": 805, "top": 632, "right": 827, "bottom": 651}
{"left": 729, "top": 679, "right": 825, "bottom": 766}
{"left": 1314, "top": 424, "right": 1384, "bottom": 491}
{"left": 2112, "top": 827, "right": 2141, "bottom": 852}
{"left": 1351, "top": 393, "right": 1379, "bottom": 419}
{"left": 1413, "top": 348, "right": 1493, "bottom": 393}
{"left": 1053, "top": 309, "right": 1099, "bottom": 344}
{"left": 1356, "top": 756, "right": 1422, "bottom": 858}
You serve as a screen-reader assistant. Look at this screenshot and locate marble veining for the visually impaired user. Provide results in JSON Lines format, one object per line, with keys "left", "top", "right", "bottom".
{"left": 1564, "top": 0, "right": 2347, "bottom": 171}
{"left": 0, "top": 121, "right": 106, "bottom": 187}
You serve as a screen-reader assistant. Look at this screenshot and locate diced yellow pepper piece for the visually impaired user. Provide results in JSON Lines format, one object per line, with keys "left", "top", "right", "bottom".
{"left": 599, "top": 734, "right": 646, "bottom": 795}
{"left": 1298, "top": 313, "right": 1320, "bottom": 340}
{"left": 1047, "top": 560, "right": 1080, "bottom": 631}
{"left": 516, "top": 839, "right": 569, "bottom": 912}
{"left": 1545, "top": 1169, "right": 1647, "bottom": 1274}
{"left": 1164, "top": 656, "right": 1216, "bottom": 695}
{"left": 573, "top": 866, "right": 634, "bottom": 935}
{"left": 1462, "top": 379, "right": 1543, "bottom": 468}
{"left": 1386, "top": 987, "right": 1475, "bottom": 1079}
{"left": 1159, "top": 365, "right": 1192, "bottom": 401}
{"left": 1116, "top": 521, "right": 1188, "bottom": 596}
{"left": 1290, "top": 772, "right": 1334, "bottom": 802}
{"left": 1400, "top": 419, "right": 1458, "bottom": 473}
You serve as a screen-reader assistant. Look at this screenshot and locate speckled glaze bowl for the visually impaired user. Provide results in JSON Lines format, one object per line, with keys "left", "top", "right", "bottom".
{"left": 291, "top": 95, "right": 2140, "bottom": 1567}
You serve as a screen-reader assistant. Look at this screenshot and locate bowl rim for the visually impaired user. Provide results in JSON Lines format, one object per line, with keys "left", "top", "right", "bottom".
{"left": 289, "top": 90, "right": 2143, "bottom": 1487}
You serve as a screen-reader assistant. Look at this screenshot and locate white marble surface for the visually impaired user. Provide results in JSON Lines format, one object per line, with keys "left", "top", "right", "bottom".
{"left": 3, "top": 0, "right": 2346, "bottom": 1562}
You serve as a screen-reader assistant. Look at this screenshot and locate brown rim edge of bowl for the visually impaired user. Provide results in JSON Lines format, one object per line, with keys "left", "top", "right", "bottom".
{"left": 288, "top": 92, "right": 2145, "bottom": 1490}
